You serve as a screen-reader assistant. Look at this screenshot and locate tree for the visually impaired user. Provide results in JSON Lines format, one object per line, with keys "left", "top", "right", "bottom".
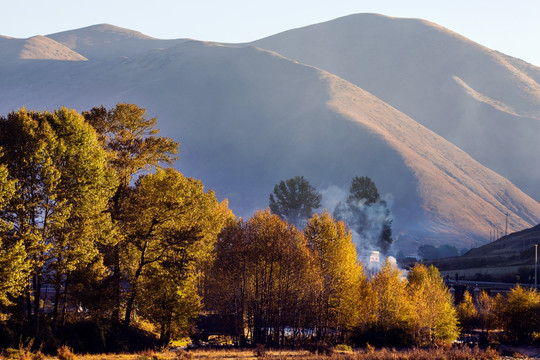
{"left": 407, "top": 264, "right": 459, "bottom": 345}
{"left": 348, "top": 176, "right": 380, "bottom": 205}
{"left": 475, "top": 290, "right": 495, "bottom": 337}
{"left": 304, "top": 211, "right": 368, "bottom": 340}
{"left": 0, "top": 161, "right": 29, "bottom": 310}
{"left": 0, "top": 108, "right": 115, "bottom": 332}
{"left": 494, "top": 285, "right": 540, "bottom": 343}
{"left": 269, "top": 176, "right": 321, "bottom": 227}
{"left": 207, "top": 210, "right": 318, "bottom": 347}
{"left": 457, "top": 291, "right": 477, "bottom": 334}
{"left": 83, "top": 103, "right": 179, "bottom": 321}
{"left": 363, "top": 260, "right": 413, "bottom": 346}
{"left": 334, "top": 176, "right": 393, "bottom": 253}
{"left": 120, "top": 168, "right": 232, "bottom": 341}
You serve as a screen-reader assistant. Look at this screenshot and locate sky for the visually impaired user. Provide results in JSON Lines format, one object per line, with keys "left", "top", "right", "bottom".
{"left": 2, "top": 0, "right": 540, "bottom": 66}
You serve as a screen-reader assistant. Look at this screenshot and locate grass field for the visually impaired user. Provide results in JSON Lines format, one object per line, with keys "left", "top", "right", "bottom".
{"left": 5, "top": 345, "right": 535, "bottom": 360}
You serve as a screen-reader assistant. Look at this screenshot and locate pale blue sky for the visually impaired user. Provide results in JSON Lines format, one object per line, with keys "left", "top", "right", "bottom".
{"left": 3, "top": 0, "right": 540, "bottom": 66}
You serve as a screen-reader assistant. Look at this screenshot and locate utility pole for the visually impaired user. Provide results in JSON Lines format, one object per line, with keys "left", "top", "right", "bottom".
{"left": 505, "top": 212, "right": 509, "bottom": 236}
{"left": 535, "top": 244, "right": 538, "bottom": 290}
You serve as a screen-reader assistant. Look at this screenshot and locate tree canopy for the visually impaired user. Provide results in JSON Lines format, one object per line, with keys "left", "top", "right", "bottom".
{"left": 269, "top": 176, "right": 321, "bottom": 227}
{"left": 334, "top": 176, "right": 393, "bottom": 253}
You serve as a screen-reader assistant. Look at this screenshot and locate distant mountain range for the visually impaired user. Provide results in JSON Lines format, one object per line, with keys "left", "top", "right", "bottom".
{"left": 1, "top": 14, "right": 539, "bottom": 252}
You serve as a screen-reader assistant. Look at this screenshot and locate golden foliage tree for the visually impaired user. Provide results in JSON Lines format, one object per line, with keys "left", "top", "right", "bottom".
{"left": 0, "top": 161, "right": 29, "bottom": 310}
{"left": 0, "top": 108, "right": 115, "bottom": 331}
{"left": 368, "top": 260, "right": 413, "bottom": 345}
{"left": 407, "top": 264, "right": 459, "bottom": 345}
{"left": 304, "top": 210, "right": 368, "bottom": 340}
{"left": 494, "top": 285, "right": 540, "bottom": 343}
{"left": 83, "top": 103, "right": 179, "bottom": 321}
{"left": 120, "top": 168, "right": 232, "bottom": 343}
{"left": 457, "top": 290, "right": 477, "bottom": 333}
{"left": 208, "top": 210, "right": 318, "bottom": 346}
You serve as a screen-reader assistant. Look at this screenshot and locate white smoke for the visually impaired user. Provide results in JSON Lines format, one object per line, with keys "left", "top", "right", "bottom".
{"left": 322, "top": 186, "right": 394, "bottom": 254}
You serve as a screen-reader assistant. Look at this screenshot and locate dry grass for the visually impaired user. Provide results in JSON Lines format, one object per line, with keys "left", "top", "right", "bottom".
{"left": 1, "top": 347, "right": 515, "bottom": 360}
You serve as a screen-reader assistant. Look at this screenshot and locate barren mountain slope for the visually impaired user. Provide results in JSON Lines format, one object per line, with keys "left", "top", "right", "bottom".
{"left": 252, "top": 13, "right": 540, "bottom": 202}
{"left": 0, "top": 35, "right": 87, "bottom": 62}
{"left": 325, "top": 74, "right": 540, "bottom": 246}
{"left": 0, "top": 39, "right": 538, "bottom": 250}
{"left": 47, "top": 24, "right": 188, "bottom": 60}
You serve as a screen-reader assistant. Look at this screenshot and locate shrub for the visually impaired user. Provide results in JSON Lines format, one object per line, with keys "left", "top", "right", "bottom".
{"left": 57, "top": 345, "right": 76, "bottom": 360}
{"left": 335, "top": 344, "right": 353, "bottom": 352}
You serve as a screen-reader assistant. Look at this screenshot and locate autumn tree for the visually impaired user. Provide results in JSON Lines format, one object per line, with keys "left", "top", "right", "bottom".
{"left": 207, "top": 210, "right": 318, "bottom": 347}
{"left": 304, "top": 211, "right": 368, "bottom": 341}
{"left": 406, "top": 264, "right": 459, "bottom": 345}
{"left": 494, "top": 285, "right": 540, "bottom": 343}
{"left": 457, "top": 290, "right": 477, "bottom": 334}
{"left": 0, "top": 108, "right": 115, "bottom": 332}
{"left": 475, "top": 290, "right": 495, "bottom": 338}
{"left": 355, "top": 260, "right": 413, "bottom": 347}
{"left": 0, "top": 161, "right": 29, "bottom": 310}
{"left": 83, "top": 103, "right": 178, "bottom": 321}
{"left": 120, "top": 168, "right": 232, "bottom": 343}
{"left": 334, "top": 176, "right": 393, "bottom": 253}
{"left": 269, "top": 176, "right": 321, "bottom": 227}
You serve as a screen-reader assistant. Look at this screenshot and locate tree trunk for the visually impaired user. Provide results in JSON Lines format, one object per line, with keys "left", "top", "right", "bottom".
{"left": 124, "top": 243, "right": 147, "bottom": 328}
{"left": 32, "top": 273, "right": 41, "bottom": 333}
{"left": 52, "top": 279, "right": 61, "bottom": 331}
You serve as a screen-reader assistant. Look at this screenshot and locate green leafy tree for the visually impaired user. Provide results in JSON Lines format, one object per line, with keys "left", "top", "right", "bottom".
{"left": 269, "top": 176, "right": 321, "bottom": 227}
{"left": 120, "top": 168, "right": 232, "bottom": 342}
{"left": 334, "top": 176, "right": 393, "bottom": 253}
{"left": 348, "top": 176, "right": 380, "bottom": 205}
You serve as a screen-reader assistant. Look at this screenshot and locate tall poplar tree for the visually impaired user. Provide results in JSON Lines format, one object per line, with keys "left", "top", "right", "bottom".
{"left": 407, "top": 264, "right": 459, "bottom": 345}
{"left": 304, "top": 211, "right": 368, "bottom": 340}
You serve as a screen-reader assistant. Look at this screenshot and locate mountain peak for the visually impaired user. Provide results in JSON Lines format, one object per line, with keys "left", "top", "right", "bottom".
{"left": 49, "top": 24, "right": 155, "bottom": 41}
{"left": 46, "top": 24, "right": 188, "bottom": 61}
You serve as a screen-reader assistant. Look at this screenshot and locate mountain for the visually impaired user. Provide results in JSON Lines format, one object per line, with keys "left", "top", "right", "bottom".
{"left": 0, "top": 35, "right": 87, "bottom": 62}
{"left": 0, "top": 18, "right": 539, "bottom": 252}
{"left": 47, "top": 24, "right": 188, "bottom": 60}
{"left": 424, "top": 224, "right": 540, "bottom": 280}
{"left": 252, "top": 13, "right": 540, "bottom": 203}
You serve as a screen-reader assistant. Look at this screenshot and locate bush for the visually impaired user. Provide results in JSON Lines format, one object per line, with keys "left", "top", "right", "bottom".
{"left": 335, "top": 344, "right": 352, "bottom": 352}
{"left": 57, "top": 345, "right": 76, "bottom": 360}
